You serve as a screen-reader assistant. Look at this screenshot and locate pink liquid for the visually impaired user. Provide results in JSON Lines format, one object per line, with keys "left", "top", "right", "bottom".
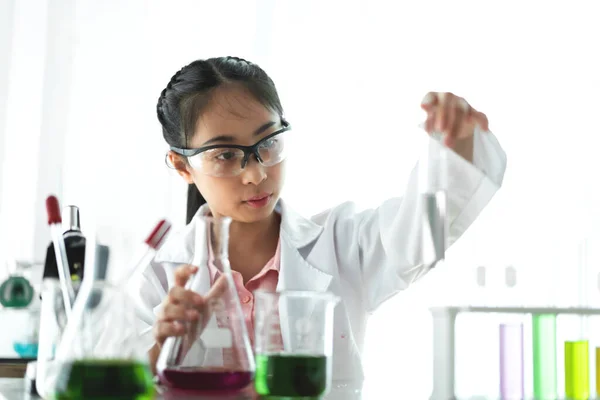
{"left": 159, "top": 367, "right": 253, "bottom": 392}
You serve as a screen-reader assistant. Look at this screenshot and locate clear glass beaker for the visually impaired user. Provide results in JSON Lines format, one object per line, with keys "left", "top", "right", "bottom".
{"left": 253, "top": 290, "right": 340, "bottom": 398}
{"left": 156, "top": 215, "right": 255, "bottom": 393}
{"left": 50, "top": 241, "right": 155, "bottom": 400}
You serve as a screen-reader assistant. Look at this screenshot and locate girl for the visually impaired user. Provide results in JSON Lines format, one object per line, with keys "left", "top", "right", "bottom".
{"left": 136, "top": 56, "right": 506, "bottom": 388}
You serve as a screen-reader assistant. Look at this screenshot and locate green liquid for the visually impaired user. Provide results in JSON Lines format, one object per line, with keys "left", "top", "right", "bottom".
{"left": 532, "top": 314, "right": 557, "bottom": 399}
{"left": 255, "top": 354, "right": 328, "bottom": 398}
{"left": 54, "top": 359, "right": 155, "bottom": 400}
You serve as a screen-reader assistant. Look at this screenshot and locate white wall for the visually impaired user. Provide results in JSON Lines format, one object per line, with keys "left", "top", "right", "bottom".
{"left": 0, "top": 0, "right": 16, "bottom": 215}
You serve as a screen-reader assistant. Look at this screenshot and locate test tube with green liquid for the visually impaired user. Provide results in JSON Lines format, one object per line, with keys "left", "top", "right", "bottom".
{"left": 532, "top": 314, "right": 557, "bottom": 399}
{"left": 564, "top": 340, "right": 589, "bottom": 400}
{"left": 596, "top": 347, "right": 600, "bottom": 397}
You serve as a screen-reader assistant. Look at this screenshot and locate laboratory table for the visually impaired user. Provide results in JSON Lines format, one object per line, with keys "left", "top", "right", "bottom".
{"left": 0, "top": 378, "right": 364, "bottom": 399}
{"left": 0, "top": 359, "right": 32, "bottom": 379}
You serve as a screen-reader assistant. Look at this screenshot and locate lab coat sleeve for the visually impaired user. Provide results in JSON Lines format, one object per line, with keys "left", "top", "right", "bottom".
{"left": 343, "top": 128, "right": 506, "bottom": 312}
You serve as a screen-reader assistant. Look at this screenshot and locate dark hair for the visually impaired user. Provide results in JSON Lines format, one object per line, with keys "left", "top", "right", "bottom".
{"left": 156, "top": 57, "right": 284, "bottom": 224}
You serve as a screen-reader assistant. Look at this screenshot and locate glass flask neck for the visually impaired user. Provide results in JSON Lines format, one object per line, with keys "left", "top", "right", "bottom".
{"left": 195, "top": 216, "right": 232, "bottom": 273}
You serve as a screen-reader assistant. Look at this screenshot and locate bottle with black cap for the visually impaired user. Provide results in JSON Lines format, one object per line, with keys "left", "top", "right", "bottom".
{"left": 42, "top": 205, "right": 86, "bottom": 283}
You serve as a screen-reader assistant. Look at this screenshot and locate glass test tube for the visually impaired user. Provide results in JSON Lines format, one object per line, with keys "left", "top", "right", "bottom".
{"left": 596, "top": 347, "right": 600, "bottom": 397}
{"left": 499, "top": 323, "right": 524, "bottom": 399}
{"left": 532, "top": 314, "right": 557, "bottom": 400}
{"left": 564, "top": 340, "right": 589, "bottom": 400}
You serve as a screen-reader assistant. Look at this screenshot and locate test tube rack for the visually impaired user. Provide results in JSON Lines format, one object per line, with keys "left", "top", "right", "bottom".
{"left": 429, "top": 306, "right": 600, "bottom": 400}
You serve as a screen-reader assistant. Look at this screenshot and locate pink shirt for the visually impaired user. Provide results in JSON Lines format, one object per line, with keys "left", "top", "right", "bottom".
{"left": 208, "top": 240, "right": 281, "bottom": 345}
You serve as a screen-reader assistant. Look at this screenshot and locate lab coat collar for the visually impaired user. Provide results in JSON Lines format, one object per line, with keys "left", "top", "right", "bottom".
{"left": 277, "top": 199, "right": 323, "bottom": 248}
{"left": 154, "top": 199, "right": 330, "bottom": 293}
{"left": 276, "top": 200, "right": 331, "bottom": 291}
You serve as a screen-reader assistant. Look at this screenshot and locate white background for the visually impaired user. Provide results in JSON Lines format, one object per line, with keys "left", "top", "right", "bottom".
{"left": 1, "top": 1, "right": 600, "bottom": 398}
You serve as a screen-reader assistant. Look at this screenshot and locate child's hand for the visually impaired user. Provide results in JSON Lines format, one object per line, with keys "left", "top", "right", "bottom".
{"left": 420, "top": 92, "right": 490, "bottom": 148}
{"left": 153, "top": 264, "right": 204, "bottom": 349}
{"left": 152, "top": 264, "right": 230, "bottom": 350}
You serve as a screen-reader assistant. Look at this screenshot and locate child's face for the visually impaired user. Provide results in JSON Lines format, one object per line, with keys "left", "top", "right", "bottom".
{"left": 180, "top": 85, "right": 285, "bottom": 223}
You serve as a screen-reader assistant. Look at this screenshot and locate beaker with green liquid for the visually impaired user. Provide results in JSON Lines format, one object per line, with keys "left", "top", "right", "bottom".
{"left": 51, "top": 245, "right": 155, "bottom": 400}
{"left": 254, "top": 290, "right": 339, "bottom": 398}
{"left": 595, "top": 347, "right": 600, "bottom": 397}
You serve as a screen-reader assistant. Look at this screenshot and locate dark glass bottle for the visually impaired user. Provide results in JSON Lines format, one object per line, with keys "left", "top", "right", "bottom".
{"left": 43, "top": 205, "right": 86, "bottom": 283}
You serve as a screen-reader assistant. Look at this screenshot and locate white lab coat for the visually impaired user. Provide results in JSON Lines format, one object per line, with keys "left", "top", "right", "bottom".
{"left": 134, "top": 129, "right": 506, "bottom": 392}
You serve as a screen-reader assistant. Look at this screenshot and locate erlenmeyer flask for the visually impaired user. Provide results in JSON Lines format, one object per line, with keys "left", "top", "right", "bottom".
{"left": 51, "top": 244, "right": 155, "bottom": 400}
{"left": 418, "top": 127, "right": 448, "bottom": 270}
{"left": 156, "top": 215, "right": 255, "bottom": 393}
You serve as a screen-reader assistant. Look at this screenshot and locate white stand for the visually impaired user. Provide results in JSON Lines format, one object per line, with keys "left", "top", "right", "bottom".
{"left": 430, "top": 307, "right": 457, "bottom": 400}
{"left": 429, "top": 306, "right": 600, "bottom": 400}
